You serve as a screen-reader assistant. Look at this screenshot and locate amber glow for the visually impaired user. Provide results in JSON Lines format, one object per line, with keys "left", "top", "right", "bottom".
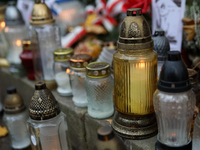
{"left": 66, "top": 68, "right": 70, "bottom": 74}
{"left": 0, "top": 21, "right": 5, "bottom": 29}
{"left": 114, "top": 56, "right": 157, "bottom": 115}
{"left": 139, "top": 62, "right": 145, "bottom": 69}
{"left": 16, "top": 40, "right": 22, "bottom": 46}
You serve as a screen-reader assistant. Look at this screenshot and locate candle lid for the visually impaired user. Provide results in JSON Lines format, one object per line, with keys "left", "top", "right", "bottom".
{"left": 5, "top": 1, "right": 25, "bottom": 26}
{"left": 152, "top": 29, "right": 170, "bottom": 61}
{"left": 53, "top": 48, "right": 74, "bottom": 61}
{"left": 86, "top": 62, "right": 111, "bottom": 78}
{"left": 29, "top": 82, "right": 60, "bottom": 120}
{"left": 30, "top": 0, "right": 55, "bottom": 25}
{"left": 97, "top": 126, "right": 115, "bottom": 141}
{"left": 118, "top": 8, "right": 153, "bottom": 50}
{"left": 158, "top": 51, "right": 191, "bottom": 93}
{"left": 4, "top": 86, "right": 26, "bottom": 114}
{"left": 70, "top": 54, "right": 92, "bottom": 70}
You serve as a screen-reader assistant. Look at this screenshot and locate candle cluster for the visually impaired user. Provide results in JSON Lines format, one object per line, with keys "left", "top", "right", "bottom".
{"left": 1, "top": 1, "right": 200, "bottom": 150}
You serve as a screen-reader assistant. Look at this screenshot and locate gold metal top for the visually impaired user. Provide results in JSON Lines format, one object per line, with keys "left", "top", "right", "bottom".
{"left": 86, "top": 62, "right": 111, "bottom": 78}
{"left": 4, "top": 87, "right": 25, "bottom": 114}
{"left": 70, "top": 54, "right": 92, "bottom": 70}
{"left": 29, "top": 82, "right": 60, "bottom": 120}
{"left": 30, "top": 1, "right": 55, "bottom": 25}
{"left": 118, "top": 8, "right": 153, "bottom": 50}
{"left": 53, "top": 48, "right": 74, "bottom": 61}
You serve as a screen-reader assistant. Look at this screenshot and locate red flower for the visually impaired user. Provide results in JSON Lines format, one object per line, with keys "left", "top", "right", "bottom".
{"left": 122, "top": 0, "right": 152, "bottom": 14}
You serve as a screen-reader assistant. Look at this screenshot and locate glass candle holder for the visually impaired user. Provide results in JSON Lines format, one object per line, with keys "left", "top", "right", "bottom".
{"left": 53, "top": 48, "right": 74, "bottom": 96}
{"left": 20, "top": 39, "right": 36, "bottom": 80}
{"left": 27, "top": 82, "right": 71, "bottom": 150}
{"left": 0, "top": 4, "right": 8, "bottom": 58}
{"left": 4, "top": 2, "right": 27, "bottom": 76}
{"left": 3, "top": 86, "right": 30, "bottom": 149}
{"left": 84, "top": 62, "right": 114, "bottom": 119}
{"left": 70, "top": 54, "right": 92, "bottom": 107}
{"left": 192, "top": 113, "right": 200, "bottom": 150}
{"left": 154, "top": 51, "right": 195, "bottom": 148}
{"left": 111, "top": 8, "right": 157, "bottom": 139}
{"left": 29, "top": 0, "right": 61, "bottom": 89}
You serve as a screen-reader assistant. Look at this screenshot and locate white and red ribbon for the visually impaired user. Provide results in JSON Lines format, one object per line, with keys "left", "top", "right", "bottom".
{"left": 87, "top": 0, "right": 123, "bottom": 32}
{"left": 61, "top": 26, "right": 86, "bottom": 48}
{"left": 62, "top": 0, "right": 123, "bottom": 48}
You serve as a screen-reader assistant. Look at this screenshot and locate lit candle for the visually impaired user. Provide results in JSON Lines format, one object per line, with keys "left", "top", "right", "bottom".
{"left": 55, "top": 69, "right": 72, "bottom": 96}
{"left": 53, "top": 48, "right": 74, "bottom": 96}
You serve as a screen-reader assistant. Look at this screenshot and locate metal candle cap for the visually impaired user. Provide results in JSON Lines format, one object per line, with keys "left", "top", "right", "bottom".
{"left": 29, "top": 82, "right": 60, "bottom": 120}
{"left": 70, "top": 54, "right": 92, "bottom": 70}
{"left": 4, "top": 87, "right": 26, "bottom": 114}
{"left": 5, "top": 1, "right": 25, "bottom": 26}
{"left": 30, "top": 0, "right": 55, "bottom": 25}
{"left": 97, "top": 126, "right": 115, "bottom": 141}
{"left": 86, "top": 62, "right": 111, "bottom": 78}
{"left": 152, "top": 29, "right": 170, "bottom": 61}
{"left": 158, "top": 51, "right": 191, "bottom": 93}
{"left": 53, "top": 48, "right": 74, "bottom": 61}
{"left": 118, "top": 8, "right": 153, "bottom": 50}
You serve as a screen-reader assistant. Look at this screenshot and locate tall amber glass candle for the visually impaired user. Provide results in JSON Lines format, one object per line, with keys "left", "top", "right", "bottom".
{"left": 114, "top": 51, "right": 157, "bottom": 115}
{"left": 112, "top": 8, "right": 157, "bottom": 139}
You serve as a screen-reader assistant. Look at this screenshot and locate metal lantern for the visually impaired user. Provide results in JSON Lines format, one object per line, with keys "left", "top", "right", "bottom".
{"left": 152, "top": 29, "right": 170, "bottom": 79}
{"left": 29, "top": 0, "right": 61, "bottom": 90}
{"left": 4, "top": 1, "right": 27, "bottom": 76}
{"left": 111, "top": 8, "right": 158, "bottom": 139}
{"left": 154, "top": 51, "right": 195, "bottom": 149}
{"left": 27, "top": 82, "right": 71, "bottom": 150}
{"left": 3, "top": 87, "right": 30, "bottom": 149}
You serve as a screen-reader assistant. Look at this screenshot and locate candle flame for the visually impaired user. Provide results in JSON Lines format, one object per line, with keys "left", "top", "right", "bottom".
{"left": 66, "top": 68, "right": 70, "bottom": 74}
{"left": 16, "top": 40, "right": 22, "bottom": 46}
{"left": 1, "top": 21, "right": 5, "bottom": 28}
{"left": 139, "top": 62, "right": 145, "bottom": 69}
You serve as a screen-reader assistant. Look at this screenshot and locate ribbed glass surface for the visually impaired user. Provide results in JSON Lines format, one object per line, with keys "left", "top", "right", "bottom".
{"left": 192, "top": 114, "right": 200, "bottom": 150}
{"left": 113, "top": 49, "right": 157, "bottom": 115}
{"left": 153, "top": 90, "right": 195, "bottom": 147}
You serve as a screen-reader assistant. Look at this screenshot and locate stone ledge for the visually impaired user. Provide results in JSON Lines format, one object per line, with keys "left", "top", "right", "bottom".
{"left": 0, "top": 68, "right": 156, "bottom": 150}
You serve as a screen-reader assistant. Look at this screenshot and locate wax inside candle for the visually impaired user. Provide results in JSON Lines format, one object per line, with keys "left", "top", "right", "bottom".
{"left": 55, "top": 72, "right": 72, "bottom": 95}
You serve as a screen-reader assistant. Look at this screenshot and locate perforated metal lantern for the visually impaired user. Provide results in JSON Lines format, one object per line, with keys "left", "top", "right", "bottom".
{"left": 27, "top": 82, "right": 70, "bottom": 150}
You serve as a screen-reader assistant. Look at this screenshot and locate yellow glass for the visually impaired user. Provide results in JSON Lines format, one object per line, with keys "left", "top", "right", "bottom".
{"left": 113, "top": 48, "right": 157, "bottom": 115}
